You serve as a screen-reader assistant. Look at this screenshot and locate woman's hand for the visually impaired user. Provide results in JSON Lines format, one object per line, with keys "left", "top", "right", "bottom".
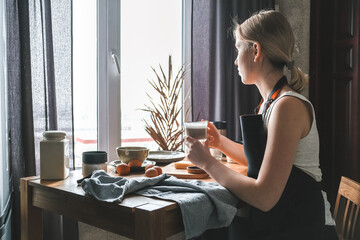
{"left": 206, "top": 121, "right": 224, "bottom": 150}
{"left": 185, "top": 136, "right": 215, "bottom": 169}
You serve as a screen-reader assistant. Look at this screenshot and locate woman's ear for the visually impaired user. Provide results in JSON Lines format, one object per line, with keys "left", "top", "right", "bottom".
{"left": 253, "top": 42, "right": 262, "bottom": 62}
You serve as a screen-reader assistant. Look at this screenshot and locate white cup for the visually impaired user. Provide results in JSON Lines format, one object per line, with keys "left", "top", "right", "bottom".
{"left": 184, "top": 121, "right": 208, "bottom": 142}
{"left": 184, "top": 121, "right": 208, "bottom": 153}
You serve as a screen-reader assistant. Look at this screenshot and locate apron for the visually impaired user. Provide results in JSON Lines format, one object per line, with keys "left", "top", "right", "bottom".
{"left": 235, "top": 76, "right": 325, "bottom": 239}
{"left": 199, "top": 76, "right": 326, "bottom": 240}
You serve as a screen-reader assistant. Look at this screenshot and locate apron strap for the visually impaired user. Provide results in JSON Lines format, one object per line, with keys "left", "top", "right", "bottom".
{"left": 254, "top": 76, "right": 288, "bottom": 119}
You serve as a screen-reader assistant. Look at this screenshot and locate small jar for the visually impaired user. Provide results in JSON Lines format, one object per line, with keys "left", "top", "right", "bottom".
{"left": 40, "top": 131, "right": 69, "bottom": 180}
{"left": 82, "top": 151, "right": 107, "bottom": 177}
{"left": 210, "top": 121, "right": 227, "bottom": 161}
{"left": 210, "top": 148, "right": 222, "bottom": 161}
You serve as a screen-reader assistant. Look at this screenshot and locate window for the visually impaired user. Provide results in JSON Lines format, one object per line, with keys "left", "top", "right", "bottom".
{"left": 73, "top": 0, "right": 97, "bottom": 167}
{"left": 73, "top": 0, "right": 183, "bottom": 166}
{"left": 0, "top": 0, "right": 10, "bottom": 188}
{"left": 120, "top": 0, "right": 183, "bottom": 149}
{"left": 0, "top": 0, "right": 6, "bottom": 156}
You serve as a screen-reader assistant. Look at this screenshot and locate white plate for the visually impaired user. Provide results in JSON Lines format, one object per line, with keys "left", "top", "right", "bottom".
{"left": 109, "top": 159, "right": 156, "bottom": 168}
{"left": 147, "top": 151, "right": 186, "bottom": 163}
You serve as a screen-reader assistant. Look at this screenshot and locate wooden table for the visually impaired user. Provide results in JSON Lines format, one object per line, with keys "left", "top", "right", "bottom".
{"left": 20, "top": 161, "right": 247, "bottom": 240}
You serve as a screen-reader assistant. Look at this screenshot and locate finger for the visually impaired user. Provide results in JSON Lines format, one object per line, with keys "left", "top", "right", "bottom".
{"left": 204, "top": 139, "right": 209, "bottom": 148}
{"left": 201, "top": 119, "right": 209, "bottom": 126}
{"left": 207, "top": 122, "right": 217, "bottom": 132}
{"left": 185, "top": 136, "right": 196, "bottom": 144}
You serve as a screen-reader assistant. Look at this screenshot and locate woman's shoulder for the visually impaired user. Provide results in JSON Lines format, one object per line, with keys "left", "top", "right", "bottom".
{"left": 265, "top": 91, "right": 314, "bottom": 138}
{"left": 278, "top": 91, "right": 311, "bottom": 103}
{"left": 271, "top": 93, "right": 310, "bottom": 117}
{"left": 269, "top": 91, "right": 314, "bottom": 115}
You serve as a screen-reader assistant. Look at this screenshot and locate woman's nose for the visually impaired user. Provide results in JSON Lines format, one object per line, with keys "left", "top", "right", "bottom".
{"left": 234, "top": 59, "right": 238, "bottom": 66}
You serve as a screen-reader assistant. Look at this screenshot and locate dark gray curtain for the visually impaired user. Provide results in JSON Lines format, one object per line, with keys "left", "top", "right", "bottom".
{"left": 7, "top": 0, "right": 77, "bottom": 239}
{"left": 191, "top": 0, "right": 274, "bottom": 141}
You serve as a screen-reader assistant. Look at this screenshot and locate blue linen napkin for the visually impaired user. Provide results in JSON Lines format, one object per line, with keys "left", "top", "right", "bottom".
{"left": 81, "top": 170, "right": 238, "bottom": 239}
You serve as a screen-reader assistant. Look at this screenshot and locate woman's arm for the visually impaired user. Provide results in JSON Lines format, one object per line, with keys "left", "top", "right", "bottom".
{"left": 187, "top": 97, "right": 311, "bottom": 211}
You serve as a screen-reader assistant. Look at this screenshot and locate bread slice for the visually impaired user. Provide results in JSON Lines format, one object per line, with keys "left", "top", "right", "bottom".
{"left": 174, "top": 161, "right": 194, "bottom": 169}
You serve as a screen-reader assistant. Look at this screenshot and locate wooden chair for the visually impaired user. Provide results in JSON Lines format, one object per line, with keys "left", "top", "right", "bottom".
{"left": 333, "top": 176, "right": 360, "bottom": 240}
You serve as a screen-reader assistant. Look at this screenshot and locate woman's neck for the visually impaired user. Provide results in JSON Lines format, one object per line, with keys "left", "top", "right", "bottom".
{"left": 250, "top": 54, "right": 287, "bottom": 100}
{"left": 256, "top": 70, "right": 285, "bottom": 100}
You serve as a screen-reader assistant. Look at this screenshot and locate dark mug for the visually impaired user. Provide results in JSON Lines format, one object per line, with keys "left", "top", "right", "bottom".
{"left": 239, "top": 114, "right": 267, "bottom": 179}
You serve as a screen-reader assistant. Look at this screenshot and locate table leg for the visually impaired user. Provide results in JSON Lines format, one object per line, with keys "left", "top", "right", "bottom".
{"left": 134, "top": 203, "right": 166, "bottom": 240}
{"left": 20, "top": 177, "right": 43, "bottom": 240}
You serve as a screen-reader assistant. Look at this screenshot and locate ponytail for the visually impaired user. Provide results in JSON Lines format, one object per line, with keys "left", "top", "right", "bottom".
{"left": 289, "top": 66, "right": 308, "bottom": 93}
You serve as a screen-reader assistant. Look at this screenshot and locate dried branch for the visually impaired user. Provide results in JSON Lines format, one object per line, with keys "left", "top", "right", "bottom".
{"left": 140, "top": 55, "right": 185, "bottom": 151}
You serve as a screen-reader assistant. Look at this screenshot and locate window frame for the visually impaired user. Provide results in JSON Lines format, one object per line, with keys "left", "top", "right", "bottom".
{"left": 97, "top": 0, "right": 121, "bottom": 161}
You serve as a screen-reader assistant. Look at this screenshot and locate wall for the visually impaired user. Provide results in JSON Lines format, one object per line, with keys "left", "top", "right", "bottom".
{"left": 276, "top": 0, "right": 311, "bottom": 97}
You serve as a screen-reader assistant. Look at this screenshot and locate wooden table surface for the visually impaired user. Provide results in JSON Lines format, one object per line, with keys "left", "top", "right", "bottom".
{"left": 20, "top": 159, "right": 246, "bottom": 240}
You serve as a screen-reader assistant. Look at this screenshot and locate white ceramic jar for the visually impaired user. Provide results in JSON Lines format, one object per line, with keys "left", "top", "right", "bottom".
{"left": 40, "top": 130, "right": 69, "bottom": 180}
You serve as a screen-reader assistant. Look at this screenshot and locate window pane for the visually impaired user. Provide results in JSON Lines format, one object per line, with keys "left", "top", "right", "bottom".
{"left": 73, "top": 0, "right": 97, "bottom": 167}
{"left": 0, "top": 0, "right": 9, "bottom": 173}
{"left": 120, "top": 0, "right": 183, "bottom": 150}
{"left": 0, "top": 0, "right": 5, "bottom": 155}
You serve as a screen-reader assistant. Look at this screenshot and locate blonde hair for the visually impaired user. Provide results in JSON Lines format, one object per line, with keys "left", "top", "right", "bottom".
{"left": 233, "top": 10, "right": 308, "bottom": 93}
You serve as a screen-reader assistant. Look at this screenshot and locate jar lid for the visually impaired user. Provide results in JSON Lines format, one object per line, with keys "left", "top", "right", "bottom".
{"left": 211, "top": 121, "right": 227, "bottom": 129}
{"left": 82, "top": 151, "right": 107, "bottom": 164}
{"left": 43, "top": 130, "right": 66, "bottom": 139}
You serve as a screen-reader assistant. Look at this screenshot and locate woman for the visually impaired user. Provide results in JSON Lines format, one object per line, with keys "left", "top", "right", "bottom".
{"left": 185, "top": 10, "right": 336, "bottom": 239}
